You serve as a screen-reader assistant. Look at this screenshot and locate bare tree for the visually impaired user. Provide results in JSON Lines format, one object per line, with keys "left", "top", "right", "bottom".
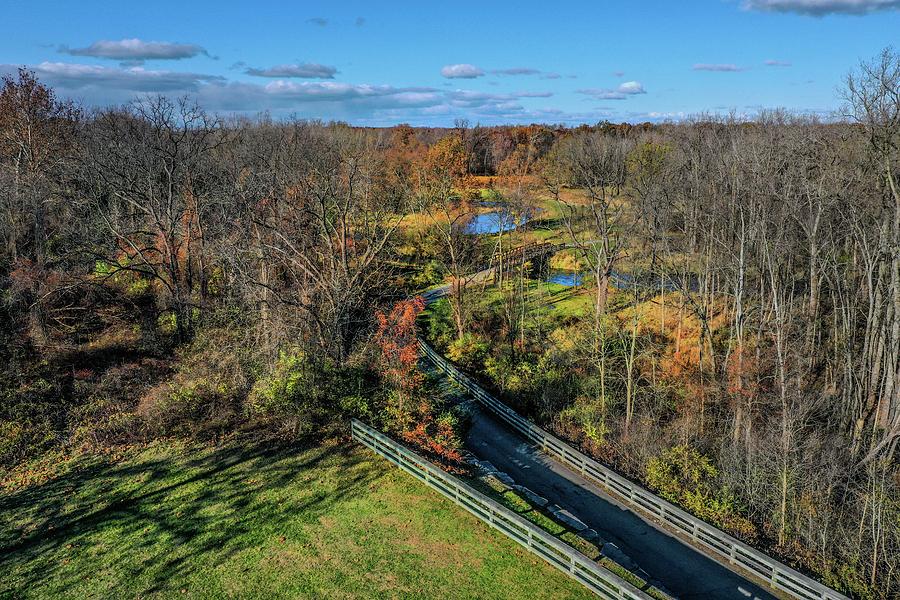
{"left": 83, "top": 96, "right": 226, "bottom": 340}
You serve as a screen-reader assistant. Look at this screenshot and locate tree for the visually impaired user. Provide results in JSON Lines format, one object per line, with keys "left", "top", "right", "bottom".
{"left": 83, "top": 96, "right": 226, "bottom": 341}
{"left": 0, "top": 68, "right": 80, "bottom": 265}
{"left": 374, "top": 296, "right": 425, "bottom": 418}
{"left": 549, "top": 132, "right": 630, "bottom": 419}
{"left": 415, "top": 134, "right": 477, "bottom": 339}
{"left": 844, "top": 48, "right": 900, "bottom": 465}
{"left": 0, "top": 69, "right": 80, "bottom": 345}
{"left": 229, "top": 122, "right": 406, "bottom": 360}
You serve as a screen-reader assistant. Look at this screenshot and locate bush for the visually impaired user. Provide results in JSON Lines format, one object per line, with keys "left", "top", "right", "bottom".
{"left": 559, "top": 396, "right": 610, "bottom": 447}
{"left": 0, "top": 420, "right": 51, "bottom": 467}
{"left": 646, "top": 445, "right": 756, "bottom": 539}
{"left": 399, "top": 400, "right": 465, "bottom": 471}
{"left": 0, "top": 373, "right": 59, "bottom": 467}
{"left": 446, "top": 332, "right": 489, "bottom": 371}
{"left": 139, "top": 327, "right": 253, "bottom": 438}
{"left": 479, "top": 188, "right": 503, "bottom": 203}
{"left": 246, "top": 348, "right": 328, "bottom": 435}
{"left": 823, "top": 563, "right": 873, "bottom": 600}
{"left": 484, "top": 354, "right": 536, "bottom": 395}
{"left": 72, "top": 360, "right": 164, "bottom": 448}
{"left": 411, "top": 260, "right": 447, "bottom": 289}
{"left": 422, "top": 297, "right": 455, "bottom": 349}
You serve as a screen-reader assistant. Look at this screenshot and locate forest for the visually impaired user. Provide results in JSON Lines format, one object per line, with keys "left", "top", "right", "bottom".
{"left": 1, "top": 48, "right": 899, "bottom": 598}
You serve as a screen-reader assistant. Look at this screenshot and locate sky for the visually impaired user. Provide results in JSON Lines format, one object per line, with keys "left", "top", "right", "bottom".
{"left": 2, "top": 0, "right": 898, "bottom": 126}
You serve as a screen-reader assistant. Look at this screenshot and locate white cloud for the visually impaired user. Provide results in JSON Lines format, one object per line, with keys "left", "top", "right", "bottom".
{"left": 59, "top": 39, "right": 209, "bottom": 63}
{"left": 245, "top": 63, "right": 337, "bottom": 78}
{"left": 578, "top": 81, "right": 647, "bottom": 100}
{"left": 618, "top": 81, "right": 646, "bottom": 94}
{"left": 646, "top": 111, "right": 687, "bottom": 119}
{"left": 580, "top": 90, "right": 628, "bottom": 100}
{"left": 2, "top": 61, "right": 566, "bottom": 124}
{"left": 440, "top": 64, "right": 485, "bottom": 79}
{"left": 743, "top": 0, "right": 900, "bottom": 15}
{"left": 10, "top": 62, "right": 224, "bottom": 92}
{"left": 764, "top": 59, "right": 793, "bottom": 67}
{"left": 693, "top": 63, "right": 747, "bottom": 72}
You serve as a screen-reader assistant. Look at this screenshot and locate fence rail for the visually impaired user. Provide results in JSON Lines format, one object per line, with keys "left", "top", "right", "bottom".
{"left": 418, "top": 340, "right": 848, "bottom": 600}
{"left": 350, "top": 418, "right": 651, "bottom": 600}
{"left": 491, "top": 241, "right": 568, "bottom": 267}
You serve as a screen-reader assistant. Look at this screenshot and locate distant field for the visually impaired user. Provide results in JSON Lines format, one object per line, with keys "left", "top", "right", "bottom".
{"left": 0, "top": 438, "right": 592, "bottom": 600}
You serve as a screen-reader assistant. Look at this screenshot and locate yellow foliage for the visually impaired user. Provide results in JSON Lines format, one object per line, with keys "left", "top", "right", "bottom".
{"left": 549, "top": 250, "right": 583, "bottom": 271}
{"left": 548, "top": 325, "right": 580, "bottom": 353}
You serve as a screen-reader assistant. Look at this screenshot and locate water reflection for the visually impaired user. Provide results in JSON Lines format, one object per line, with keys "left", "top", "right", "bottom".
{"left": 464, "top": 210, "right": 528, "bottom": 234}
{"left": 546, "top": 270, "right": 583, "bottom": 287}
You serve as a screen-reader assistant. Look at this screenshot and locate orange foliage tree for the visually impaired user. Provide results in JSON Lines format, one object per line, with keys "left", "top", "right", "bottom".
{"left": 374, "top": 296, "right": 425, "bottom": 401}
{"left": 373, "top": 296, "right": 464, "bottom": 468}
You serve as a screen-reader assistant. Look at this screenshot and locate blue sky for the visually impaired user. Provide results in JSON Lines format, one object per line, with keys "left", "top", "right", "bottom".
{"left": 3, "top": 0, "right": 898, "bottom": 125}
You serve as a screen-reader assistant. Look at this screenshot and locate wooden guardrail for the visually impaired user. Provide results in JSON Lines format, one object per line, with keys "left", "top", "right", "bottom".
{"left": 350, "top": 418, "right": 652, "bottom": 600}
{"left": 489, "top": 241, "right": 568, "bottom": 272}
{"left": 417, "top": 340, "right": 849, "bottom": 600}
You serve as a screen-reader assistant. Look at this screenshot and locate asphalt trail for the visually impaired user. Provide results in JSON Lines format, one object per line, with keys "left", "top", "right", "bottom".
{"left": 463, "top": 402, "right": 776, "bottom": 600}
{"left": 422, "top": 272, "right": 775, "bottom": 599}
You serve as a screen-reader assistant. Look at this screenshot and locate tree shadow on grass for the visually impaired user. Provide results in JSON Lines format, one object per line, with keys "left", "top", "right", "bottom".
{"left": 0, "top": 436, "right": 383, "bottom": 598}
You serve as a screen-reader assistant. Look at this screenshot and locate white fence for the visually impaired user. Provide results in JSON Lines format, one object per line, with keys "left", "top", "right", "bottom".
{"left": 350, "top": 418, "right": 652, "bottom": 600}
{"left": 418, "top": 340, "right": 848, "bottom": 600}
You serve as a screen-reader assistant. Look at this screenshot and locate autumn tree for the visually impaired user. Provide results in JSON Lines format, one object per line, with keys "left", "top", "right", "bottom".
{"left": 0, "top": 69, "right": 81, "bottom": 344}
{"left": 227, "top": 121, "right": 406, "bottom": 360}
{"left": 374, "top": 296, "right": 425, "bottom": 418}
{"left": 82, "top": 96, "right": 227, "bottom": 340}
{"left": 415, "top": 133, "right": 477, "bottom": 338}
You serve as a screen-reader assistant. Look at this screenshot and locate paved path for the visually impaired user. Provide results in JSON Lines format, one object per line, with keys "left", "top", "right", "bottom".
{"left": 422, "top": 266, "right": 773, "bottom": 599}
{"left": 461, "top": 401, "right": 776, "bottom": 600}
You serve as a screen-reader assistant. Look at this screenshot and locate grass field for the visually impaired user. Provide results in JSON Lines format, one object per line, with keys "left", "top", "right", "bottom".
{"left": 0, "top": 437, "right": 593, "bottom": 600}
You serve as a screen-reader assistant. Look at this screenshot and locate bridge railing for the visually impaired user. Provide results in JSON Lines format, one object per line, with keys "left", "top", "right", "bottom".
{"left": 350, "top": 418, "right": 652, "bottom": 600}
{"left": 418, "top": 339, "right": 848, "bottom": 600}
{"left": 490, "top": 241, "right": 566, "bottom": 267}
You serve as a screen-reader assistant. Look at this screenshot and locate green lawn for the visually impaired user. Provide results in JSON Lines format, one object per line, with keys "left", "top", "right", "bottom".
{"left": 476, "top": 279, "right": 594, "bottom": 320}
{"left": 0, "top": 436, "right": 593, "bottom": 600}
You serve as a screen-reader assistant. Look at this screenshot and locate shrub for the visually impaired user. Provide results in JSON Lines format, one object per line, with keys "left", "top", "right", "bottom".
{"left": 138, "top": 327, "right": 253, "bottom": 438}
{"left": 0, "top": 421, "right": 46, "bottom": 467}
{"left": 446, "top": 332, "right": 489, "bottom": 371}
{"left": 422, "top": 297, "right": 455, "bottom": 348}
{"left": 411, "top": 260, "right": 447, "bottom": 289}
{"left": 246, "top": 348, "right": 328, "bottom": 435}
{"left": 479, "top": 188, "right": 503, "bottom": 203}
{"left": 484, "top": 354, "right": 536, "bottom": 395}
{"left": 400, "top": 400, "right": 465, "bottom": 471}
{"left": 559, "top": 396, "right": 610, "bottom": 447}
{"left": 646, "top": 445, "right": 756, "bottom": 539}
{"left": 93, "top": 258, "right": 151, "bottom": 297}
{"left": 823, "top": 563, "right": 873, "bottom": 600}
{"left": 339, "top": 394, "right": 372, "bottom": 421}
